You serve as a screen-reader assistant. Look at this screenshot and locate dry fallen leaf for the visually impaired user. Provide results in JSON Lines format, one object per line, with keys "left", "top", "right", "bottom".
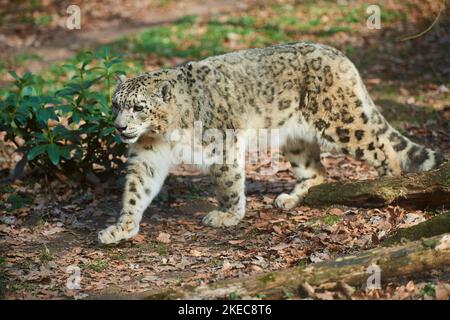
{"left": 156, "top": 232, "right": 171, "bottom": 243}
{"left": 328, "top": 208, "right": 344, "bottom": 216}
{"left": 189, "top": 249, "right": 202, "bottom": 257}
{"left": 250, "top": 265, "right": 263, "bottom": 272}
{"left": 272, "top": 225, "right": 283, "bottom": 235}
{"left": 405, "top": 280, "right": 415, "bottom": 292}
{"left": 269, "top": 243, "right": 289, "bottom": 251}
{"left": 435, "top": 284, "right": 450, "bottom": 300}
{"left": 221, "top": 260, "right": 233, "bottom": 272}
{"left": 131, "top": 234, "right": 146, "bottom": 243}
{"left": 228, "top": 239, "right": 245, "bottom": 245}
{"left": 42, "top": 226, "right": 65, "bottom": 236}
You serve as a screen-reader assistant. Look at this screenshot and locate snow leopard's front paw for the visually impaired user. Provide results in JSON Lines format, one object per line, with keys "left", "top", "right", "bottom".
{"left": 98, "top": 224, "right": 139, "bottom": 245}
{"left": 274, "top": 193, "right": 301, "bottom": 210}
{"left": 202, "top": 210, "right": 242, "bottom": 228}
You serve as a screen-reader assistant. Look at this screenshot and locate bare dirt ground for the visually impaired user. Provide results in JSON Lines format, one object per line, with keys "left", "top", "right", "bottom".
{"left": 0, "top": 0, "right": 259, "bottom": 74}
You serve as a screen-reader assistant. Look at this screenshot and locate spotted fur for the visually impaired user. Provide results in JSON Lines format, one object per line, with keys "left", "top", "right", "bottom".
{"left": 98, "top": 42, "right": 446, "bottom": 244}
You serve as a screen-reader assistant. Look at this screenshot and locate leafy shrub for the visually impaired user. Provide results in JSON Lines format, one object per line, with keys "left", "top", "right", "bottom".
{"left": 0, "top": 47, "right": 127, "bottom": 177}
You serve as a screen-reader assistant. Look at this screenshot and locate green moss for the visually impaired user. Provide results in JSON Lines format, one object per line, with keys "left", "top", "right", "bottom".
{"left": 421, "top": 283, "right": 436, "bottom": 298}
{"left": 283, "top": 289, "right": 294, "bottom": 299}
{"left": 255, "top": 293, "right": 267, "bottom": 299}
{"left": 148, "top": 241, "right": 169, "bottom": 256}
{"left": 259, "top": 273, "right": 275, "bottom": 284}
{"left": 229, "top": 291, "right": 239, "bottom": 300}
{"left": 383, "top": 213, "right": 450, "bottom": 246}
{"left": 145, "top": 289, "right": 182, "bottom": 300}
{"left": 296, "top": 258, "right": 309, "bottom": 269}
{"left": 377, "top": 186, "right": 405, "bottom": 202}
{"left": 322, "top": 214, "right": 342, "bottom": 226}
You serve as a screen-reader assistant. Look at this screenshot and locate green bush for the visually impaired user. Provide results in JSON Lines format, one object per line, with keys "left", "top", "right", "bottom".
{"left": 0, "top": 47, "right": 127, "bottom": 177}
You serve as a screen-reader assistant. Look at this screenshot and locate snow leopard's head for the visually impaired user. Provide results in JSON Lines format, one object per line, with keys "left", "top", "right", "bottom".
{"left": 111, "top": 72, "right": 175, "bottom": 144}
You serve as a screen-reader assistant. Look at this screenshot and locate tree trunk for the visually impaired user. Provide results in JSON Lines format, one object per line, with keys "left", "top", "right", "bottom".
{"left": 303, "top": 162, "right": 449, "bottom": 209}
{"left": 128, "top": 233, "right": 450, "bottom": 300}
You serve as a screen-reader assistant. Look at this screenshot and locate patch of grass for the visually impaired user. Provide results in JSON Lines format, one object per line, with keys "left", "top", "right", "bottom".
{"left": 316, "top": 26, "right": 352, "bottom": 36}
{"left": 229, "top": 291, "right": 239, "bottom": 300}
{"left": 174, "top": 14, "right": 198, "bottom": 25}
{"left": 296, "top": 258, "right": 309, "bottom": 268}
{"left": 84, "top": 259, "right": 108, "bottom": 272}
{"left": 36, "top": 216, "right": 48, "bottom": 226}
{"left": 283, "top": 289, "right": 294, "bottom": 299}
{"left": 39, "top": 245, "right": 53, "bottom": 262}
{"left": 36, "top": 15, "right": 52, "bottom": 26}
{"left": 421, "top": 283, "right": 436, "bottom": 298}
{"left": 209, "top": 258, "right": 223, "bottom": 267}
{"left": 110, "top": 252, "right": 128, "bottom": 261}
{"left": 10, "top": 282, "right": 39, "bottom": 294}
{"left": 379, "top": 8, "right": 406, "bottom": 22}
{"left": 322, "top": 214, "right": 342, "bottom": 226}
{"left": 156, "top": 0, "right": 172, "bottom": 7}
{"left": 0, "top": 185, "right": 14, "bottom": 194}
{"left": 228, "top": 16, "right": 257, "bottom": 28}
{"left": 245, "top": 228, "right": 260, "bottom": 239}
{"left": 338, "top": 7, "right": 363, "bottom": 24}
{"left": 255, "top": 293, "right": 267, "bottom": 299}
{"left": 6, "top": 193, "right": 33, "bottom": 211}
{"left": 151, "top": 241, "right": 168, "bottom": 256}
{"left": 170, "top": 277, "right": 182, "bottom": 286}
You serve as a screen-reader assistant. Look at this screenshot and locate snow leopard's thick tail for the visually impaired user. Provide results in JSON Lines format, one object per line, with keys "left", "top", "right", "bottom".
{"left": 377, "top": 116, "right": 447, "bottom": 172}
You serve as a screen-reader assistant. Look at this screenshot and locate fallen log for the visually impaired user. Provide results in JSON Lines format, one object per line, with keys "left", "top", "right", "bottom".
{"left": 382, "top": 212, "right": 450, "bottom": 246}
{"left": 128, "top": 233, "right": 450, "bottom": 300}
{"left": 303, "top": 162, "right": 449, "bottom": 209}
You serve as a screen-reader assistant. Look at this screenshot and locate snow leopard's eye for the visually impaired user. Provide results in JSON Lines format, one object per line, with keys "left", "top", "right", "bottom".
{"left": 134, "top": 105, "right": 144, "bottom": 112}
{"left": 111, "top": 102, "right": 119, "bottom": 113}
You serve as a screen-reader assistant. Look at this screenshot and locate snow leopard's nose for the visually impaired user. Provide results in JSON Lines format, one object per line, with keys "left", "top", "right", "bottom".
{"left": 115, "top": 123, "right": 127, "bottom": 132}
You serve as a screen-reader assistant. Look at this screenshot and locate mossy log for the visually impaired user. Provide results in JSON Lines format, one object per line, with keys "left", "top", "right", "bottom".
{"left": 303, "top": 162, "right": 450, "bottom": 209}
{"left": 128, "top": 233, "right": 450, "bottom": 300}
{"left": 382, "top": 212, "right": 450, "bottom": 246}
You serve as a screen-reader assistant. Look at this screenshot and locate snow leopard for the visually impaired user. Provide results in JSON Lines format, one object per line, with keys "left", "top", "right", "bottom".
{"left": 98, "top": 42, "right": 446, "bottom": 244}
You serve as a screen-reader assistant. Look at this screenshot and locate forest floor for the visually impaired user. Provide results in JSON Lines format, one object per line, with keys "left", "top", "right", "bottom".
{"left": 1, "top": 0, "right": 449, "bottom": 299}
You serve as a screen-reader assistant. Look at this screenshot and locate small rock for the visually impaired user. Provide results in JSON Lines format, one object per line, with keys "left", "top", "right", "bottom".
{"left": 438, "top": 84, "right": 449, "bottom": 93}
{"left": 0, "top": 215, "right": 16, "bottom": 225}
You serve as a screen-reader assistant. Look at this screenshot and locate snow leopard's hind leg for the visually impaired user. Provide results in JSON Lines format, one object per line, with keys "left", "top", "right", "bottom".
{"left": 275, "top": 138, "right": 325, "bottom": 210}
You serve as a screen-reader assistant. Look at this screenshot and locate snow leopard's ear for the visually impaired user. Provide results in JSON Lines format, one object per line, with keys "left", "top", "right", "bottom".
{"left": 115, "top": 74, "right": 127, "bottom": 86}
{"left": 159, "top": 81, "right": 172, "bottom": 103}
